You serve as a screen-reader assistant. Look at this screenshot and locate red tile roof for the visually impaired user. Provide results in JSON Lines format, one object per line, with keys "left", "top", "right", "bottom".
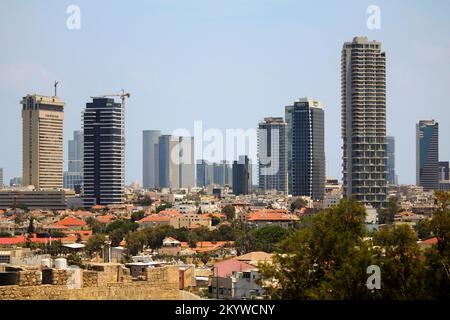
{"left": 138, "top": 216, "right": 171, "bottom": 223}
{"left": 419, "top": 237, "right": 438, "bottom": 245}
{"left": 55, "top": 216, "right": 87, "bottom": 227}
{"left": 247, "top": 210, "right": 299, "bottom": 222}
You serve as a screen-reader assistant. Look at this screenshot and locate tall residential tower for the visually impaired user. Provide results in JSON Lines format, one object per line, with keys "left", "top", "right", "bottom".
{"left": 341, "top": 37, "right": 387, "bottom": 208}
{"left": 82, "top": 97, "right": 125, "bottom": 205}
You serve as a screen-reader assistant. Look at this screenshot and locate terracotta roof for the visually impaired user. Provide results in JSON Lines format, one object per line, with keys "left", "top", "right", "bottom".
{"left": 247, "top": 211, "right": 299, "bottom": 222}
{"left": 138, "top": 216, "right": 171, "bottom": 223}
{"left": 419, "top": 237, "right": 438, "bottom": 245}
{"left": 96, "top": 215, "right": 114, "bottom": 224}
{"left": 55, "top": 216, "right": 87, "bottom": 227}
{"left": 74, "top": 210, "right": 93, "bottom": 217}
{"left": 202, "top": 213, "right": 225, "bottom": 219}
{"left": 159, "top": 210, "right": 180, "bottom": 216}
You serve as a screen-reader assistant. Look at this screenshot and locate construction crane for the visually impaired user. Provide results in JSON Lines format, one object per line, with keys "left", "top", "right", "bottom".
{"left": 92, "top": 89, "right": 131, "bottom": 108}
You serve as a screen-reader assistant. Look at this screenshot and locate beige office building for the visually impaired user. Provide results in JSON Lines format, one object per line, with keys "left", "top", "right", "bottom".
{"left": 21, "top": 94, "right": 64, "bottom": 189}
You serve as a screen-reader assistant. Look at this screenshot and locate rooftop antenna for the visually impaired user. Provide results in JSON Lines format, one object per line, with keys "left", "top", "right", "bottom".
{"left": 54, "top": 81, "right": 59, "bottom": 97}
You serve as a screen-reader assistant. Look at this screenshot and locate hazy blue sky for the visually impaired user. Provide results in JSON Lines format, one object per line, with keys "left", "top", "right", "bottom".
{"left": 1, "top": 0, "right": 449, "bottom": 185}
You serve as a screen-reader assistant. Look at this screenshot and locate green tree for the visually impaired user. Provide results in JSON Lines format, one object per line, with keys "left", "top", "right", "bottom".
{"left": 372, "top": 224, "right": 428, "bottom": 299}
{"left": 137, "top": 196, "right": 153, "bottom": 206}
{"left": 259, "top": 199, "right": 374, "bottom": 299}
{"left": 222, "top": 205, "right": 235, "bottom": 220}
{"left": 143, "top": 225, "right": 177, "bottom": 250}
{"left": 110, "top": 229, "right": 124, "bottom": 247}
{"left": 27, "top": 217, "right": 35, "bottom": 234}
{"left": 290, "top": 198, "right": 307, "bottom": 212}
{"left": 415, "top": 219, "right": 432, "bottom": 240}
{"left": 378, "top": 196, "right": 399, "bottom": 224}
{"left": 156, "top": 203, "right": 172, "bottom": 213}
{"left": 235, "top": 225, "right": 289, "bottom": 254}
{"left": 86, "top": 217, "right": 105, "bottom": 234}
{"left": 85, "top": 234, "right": 106, "bottom": 255}
{"left": 131, "top": 211, "right": 145, "bottom": 222}
{"left": 125, "top": 230, "right": 147, "bottom": 256}
{"left": 67, "top": 253, "right": 85, "bottom": 269}
{"left": 105, "top": 220, "right": 139, "bottom": 235}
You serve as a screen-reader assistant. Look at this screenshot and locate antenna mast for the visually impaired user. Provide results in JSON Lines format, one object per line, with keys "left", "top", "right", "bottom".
{"left": 54, "top": 81, "right": 59, "bottom": 97}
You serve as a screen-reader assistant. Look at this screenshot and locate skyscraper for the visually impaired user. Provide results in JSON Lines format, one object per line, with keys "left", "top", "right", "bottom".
{"left": 232, "top": 155, "right": 251, "bottom": 195}
{"left": 438, "top": 161, "right": 449, "bottom": 182}
{"left": 257, "top": 117, "right": 288, "bottom": 194}
{"left": 341, "top": 37, "right": 387, "bottom": 208}
{"left": 82, "top": 97, "right": 125, "bottom": 205}
{"left": 21, "top": 94, "right": 64, "bottom": 189}
{"left": 68, "top": 130, "right": 83, "bottom": 173}
{"left": 0, "top": 168, "right": 3, "bottom": 189}
{"left": 197, "top": 160, "right": 214, "bottom": 187}
{"left": 159, "top": 135, "right": 179, "bottom": 189}
{"left": 64, "top": 130, "right": 83, "bottom": 190}
{"left": 285, "top": 98, "right": 325, "bottom": 199}
{"left": 179, "top": 136, "right": 195, "bottom": 188}
{"left": 416, "top": 120, "right": 439, "bottom": 191}
{"left": 387, "top": 136, "right": 397, "bottom": 185}
{"left": 142, "top": 130, "right": 161, "bottom": 189}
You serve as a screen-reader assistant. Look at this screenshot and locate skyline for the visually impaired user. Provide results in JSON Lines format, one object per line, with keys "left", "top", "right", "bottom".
{"left": 1, "top": 1, "right": 450, "bottom": 185}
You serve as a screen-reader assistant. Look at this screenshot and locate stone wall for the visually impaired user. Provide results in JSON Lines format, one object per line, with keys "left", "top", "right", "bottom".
{"left": 18, "top": 270, "right": 41, "bottom": 286}
{"left": 82, "top": 271, "right": 98, "bottom": 287}
{"left": 0, "top": 266, "right": 181, "bottom": 300}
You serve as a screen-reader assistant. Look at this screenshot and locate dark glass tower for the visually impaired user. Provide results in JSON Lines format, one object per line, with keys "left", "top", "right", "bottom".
{"left": 232, "top": 155, "right": 251, "bottom": 195}
{"left": 386, "top": 136, "right": 397, "bottom": 185}
{"left": 285, "top": 98, "right": 325, "bottom": 200}
{"left": 416, "top": 120, "right": 439, "bottom": 191}
{"left": 82, "top": 97, "right": 125, "bottom": 205}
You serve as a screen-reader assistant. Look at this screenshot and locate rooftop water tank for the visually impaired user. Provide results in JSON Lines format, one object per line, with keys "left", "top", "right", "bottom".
{"left": 55, "top": 258, "right": 67, "bottom": 269}
{"left": 41, "top": 258, "right": 51, "bottom": 268}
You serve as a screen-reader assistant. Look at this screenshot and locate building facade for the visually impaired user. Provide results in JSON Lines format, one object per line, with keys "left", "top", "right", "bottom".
{"left": 257, "top": 117, "right": 288, "bottom": 194}
{"left": 82, "top": 97, "right": 125, "bottom": 205}
{"left": 438, "top": 161, "right": 449, "bottom": 182}
{"left": 232, "top": 155, "right": 251, "bottom": 195}
{"left": 21, "top": 94, "right": 65, "bottom": 189}
{"left": 0, "top": 190, "right": 67, "bottom": 210}
{"left": 179, "top": 136, "right": 195, "bottom": 189}
{"left": 341, "top": 37, "right": 387, "bottom": 208}
{"left": 0, "top": 168, "right": 3, "bottom": 189}
{"left": 197, "top": 160, "right": 214, "bottom": 188}
{"left": 142, "top": 130, "right": 161, "bottom": 189}
{"left": 197, "top": 160, "right": 232, "bottom": 188}
{"left": 416, "top": 120, "right": 439, "bottom": 191}
{"left": 387, "top": 136, "right": 397, "bottom": 185}
{"left": 285, "top": 98, "right": 325, "bottom": 200}
{"left": 64, "top": 130, "right": 83, "bottom": 190}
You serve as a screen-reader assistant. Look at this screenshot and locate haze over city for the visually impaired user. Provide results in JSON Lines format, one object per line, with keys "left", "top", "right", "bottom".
{"left": 1, "top": 0, "right": 449, "bottom": 185}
